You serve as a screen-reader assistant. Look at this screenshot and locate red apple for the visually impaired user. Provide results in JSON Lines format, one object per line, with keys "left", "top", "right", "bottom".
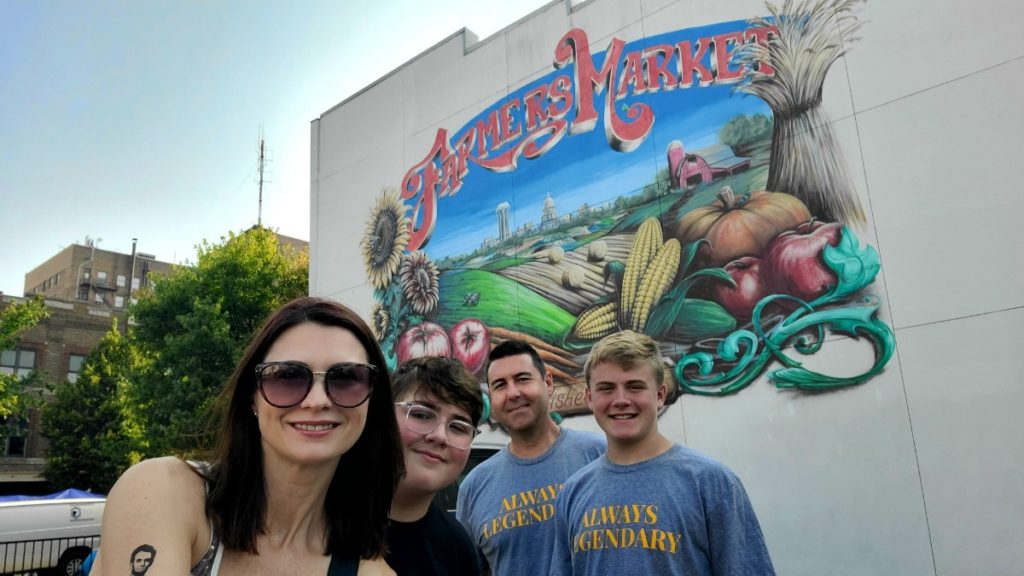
{"left": 396, "top": 321, "right": 451, "bottom": 364}
{"left": 449, "top": 318, "right": 490, "bottom": 374}
{"left": 713, "top": 256, "right": 767, "bottom": 320}
{"left": 762, "top": 220, "right": 842, "bottom": 302}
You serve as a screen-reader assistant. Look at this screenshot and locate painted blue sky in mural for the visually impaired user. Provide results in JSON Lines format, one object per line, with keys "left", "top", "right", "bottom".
{"left": 419, "top": 19, "right": 772, "bottom": 260}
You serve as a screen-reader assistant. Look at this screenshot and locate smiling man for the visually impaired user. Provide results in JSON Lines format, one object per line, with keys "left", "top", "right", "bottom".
{"left": 387, "top": 356, "right": 484, "bottom": 575}
{"left": 457, "top": 340, "right": 605, "bottom": 576}
{"left": 550, "top": 330, "right": 775, "bottom": 576}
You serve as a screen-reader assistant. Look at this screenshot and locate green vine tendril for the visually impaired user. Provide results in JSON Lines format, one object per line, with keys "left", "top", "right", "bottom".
{"left": 674, "top": 226, "right": 895, "bottom": 396}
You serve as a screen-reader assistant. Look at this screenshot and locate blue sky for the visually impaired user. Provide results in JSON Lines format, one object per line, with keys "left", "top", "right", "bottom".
{"left": 0, "top": 0, "right": 552, "bottom": 295}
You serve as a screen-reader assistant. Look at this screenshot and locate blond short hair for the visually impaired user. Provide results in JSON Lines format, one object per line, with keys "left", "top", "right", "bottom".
{"left": 584, "top": 330, "right": 664, "bottom": 386}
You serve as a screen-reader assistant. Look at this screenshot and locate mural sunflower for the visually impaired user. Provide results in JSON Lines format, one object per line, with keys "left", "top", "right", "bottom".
{"left": 399, "top": 250, "right": 440, "bottom": 315}
{"left": 370, "top": 302, "right": 390, "bottom": 341}
{"left": 361, "top": 188, "right": 411, "bottom": 291}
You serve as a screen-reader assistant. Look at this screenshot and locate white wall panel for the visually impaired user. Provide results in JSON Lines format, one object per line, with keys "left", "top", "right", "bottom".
{"left": 403, "top": 31, "right": 509, "bottom": 136}
{"left": 641, "top": 0, "right": 769, "bottom": 35}
{"left": 681, "top": 338, "right": 933, "bottom": 576}
{"left": 899, "top": 308, "right": 1024, "bottom": 576}
{"left": 313, "top": 141, "right": 403, "bottom": 296}
{"left": 316, "top": 69, "right": 406, "bottom": 180}
{"left": 858, "top": 57, "right": 1024, "bottom": 329}
{"left": 569, "top": 0, "right": 644, "bottom": 44}
{"left": 845, "top": 0, "right": 1024, "bottom": 112}
{"left": 506, "top": 1, "right": 574, "bottom": 85}
{"left": 402, "top": 87, "right": 509, "bottom": 170}
{"left": 316, "top": 281, "right": 376, "bottom": 326}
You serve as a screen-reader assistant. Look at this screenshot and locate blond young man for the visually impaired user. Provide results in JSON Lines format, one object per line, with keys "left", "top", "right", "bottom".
{"left": 550, "top": 330, "right": 775, "bottom": 575}
{"left": 457, "top": 340, "right": 605, "bottom": 576}
{"left": 387, "top": 357, "right": 484, "bottom": 575}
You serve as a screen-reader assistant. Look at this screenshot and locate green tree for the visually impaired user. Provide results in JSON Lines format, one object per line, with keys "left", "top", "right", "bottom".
{"left": 719, "top": 113, "right": 773, "bottom": 156}
{"left": 131, "top": 227, "right": 308, "bottom": 455}
{"left": 42, "top": 320, "right": 148, "bottom": 492}
{"left": 0, "top": 296, "right": 48, "bottom": 444}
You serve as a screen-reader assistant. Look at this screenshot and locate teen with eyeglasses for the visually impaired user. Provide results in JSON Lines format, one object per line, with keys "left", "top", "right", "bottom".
{"left": 385, "top": 356, "right": 483, "bottom": 575}
{"left": 93, "top": 297, "right": 404, "bottom": 576}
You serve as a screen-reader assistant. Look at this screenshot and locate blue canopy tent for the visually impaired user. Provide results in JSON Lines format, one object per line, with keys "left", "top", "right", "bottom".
{"left": 0, "top": 488, "right": 104, "bottom": 502}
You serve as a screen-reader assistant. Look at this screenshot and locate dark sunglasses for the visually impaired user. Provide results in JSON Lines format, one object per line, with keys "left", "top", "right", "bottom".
{"left": 255, "top": 361, "right": 375, "bottom": 408}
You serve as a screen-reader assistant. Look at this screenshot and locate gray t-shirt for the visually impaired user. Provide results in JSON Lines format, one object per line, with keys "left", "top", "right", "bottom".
{"left": 550, "top": 445, "right": 775, "bottom": 576}
{"left": 456, "top": 428, "right": 605, "bottom": 576}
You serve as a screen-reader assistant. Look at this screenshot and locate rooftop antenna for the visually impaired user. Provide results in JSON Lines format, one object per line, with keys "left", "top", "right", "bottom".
{"left": 255, "top": 126, "right": 273, "bottom": 228}
{"left": 257, "top": 126, "right": 266, "bottom": 227}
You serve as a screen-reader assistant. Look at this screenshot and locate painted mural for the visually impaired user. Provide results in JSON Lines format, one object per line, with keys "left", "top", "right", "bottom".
{"left": 360, "top": 0, "right": 894, "bottom": 417}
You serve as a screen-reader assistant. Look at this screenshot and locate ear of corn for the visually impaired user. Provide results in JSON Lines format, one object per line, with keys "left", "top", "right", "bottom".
{"left": 620, "top": 218, "right": 663, "bottom": 326}
{"left": 631, "top": 238, "right": 681, "bottom": 332}
{"left": 572, "top": 301, "right": 619, "bottom": 340}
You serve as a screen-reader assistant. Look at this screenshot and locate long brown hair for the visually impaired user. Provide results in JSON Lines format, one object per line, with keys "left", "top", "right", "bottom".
{"left": 205, "top": 296, "right": 404, "bottom": 558}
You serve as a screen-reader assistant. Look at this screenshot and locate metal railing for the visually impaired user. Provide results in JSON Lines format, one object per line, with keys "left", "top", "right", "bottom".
{"left": 0, "top": 535, "right": 99, "bottom": 575}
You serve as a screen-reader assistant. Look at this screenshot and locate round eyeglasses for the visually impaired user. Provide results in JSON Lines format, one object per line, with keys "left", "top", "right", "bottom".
{"left": 256, "top": 362, "right": 375, "bottom": 408}
{"left": 395, "top": 402, "right": 479, "bottom": 449}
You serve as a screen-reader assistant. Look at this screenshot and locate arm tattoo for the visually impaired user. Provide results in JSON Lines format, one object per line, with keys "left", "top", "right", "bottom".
{"left": 129, "top": 544, "right": 157, "bottom": 576}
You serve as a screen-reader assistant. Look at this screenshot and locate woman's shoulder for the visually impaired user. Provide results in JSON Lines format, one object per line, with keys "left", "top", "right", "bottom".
{"left": 98, "top": 457, "right": 212, "bottom": 575}
{"left": 106, "top": 456, "right": 208, "bottom": 523}
{"left": 115, "top": 456, "right": 207, "bottom": 494}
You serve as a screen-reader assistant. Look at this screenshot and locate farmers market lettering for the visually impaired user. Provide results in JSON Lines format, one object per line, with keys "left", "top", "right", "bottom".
{"left": 401, "top": 24, "right": 778, "bottom": 250}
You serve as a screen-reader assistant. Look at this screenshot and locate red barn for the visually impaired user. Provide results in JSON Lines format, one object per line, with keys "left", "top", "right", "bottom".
{"left": 667, "top": 141, "right": 751, "bottom": 189}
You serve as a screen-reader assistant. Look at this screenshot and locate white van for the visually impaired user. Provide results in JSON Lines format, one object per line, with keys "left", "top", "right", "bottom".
{"left": 0, "top": 491, "right": 104, "bottom": 576}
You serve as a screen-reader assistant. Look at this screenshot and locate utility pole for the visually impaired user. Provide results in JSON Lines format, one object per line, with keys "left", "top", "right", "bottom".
{"left": 257, "top": 126, "right": 267, "bottom": 227}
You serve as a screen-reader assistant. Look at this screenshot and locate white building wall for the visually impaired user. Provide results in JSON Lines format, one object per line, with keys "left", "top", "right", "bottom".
{"left": 311, "top": 1, "right": 1024, "bottom": 574}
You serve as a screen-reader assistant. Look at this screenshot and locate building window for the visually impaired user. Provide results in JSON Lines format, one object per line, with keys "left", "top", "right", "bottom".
{"left": 68, "top": 354, "right": 86, "bottom": 383}
{"left": 3, "top": 418, "right": 28, "bottom": 457}
{"left": 54, "top": 272, "right": 60, "bottom": 285}
{"left": 114, "top": 296, "right": 125, "bottom": 308}
{"left": 5, "top": 436, "right": 26, "bottom": 457}
{"left": 0, "top": 349, "right": 36, "bottom": 378}
{"left": 117, "top": 274, "right": 126, "bottom": 287}
{"left": 83, "top": 268, "right": 91, "bottom": 280}
{"left": 78, "top": 286, "right": 90, "bottom": 301}
{"left": 94, "top": 292, "right": 105, "bottom": 304}
{"left": 96, "top": 270, "right": 107, "bottom": 282}
{"left": 132, "top": 277, "right": 140, "bottom": 291}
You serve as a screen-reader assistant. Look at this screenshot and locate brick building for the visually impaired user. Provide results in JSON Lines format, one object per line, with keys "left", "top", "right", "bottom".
{"left": 23, "top": 238, "right": 172, "bottom": 307}
{"left": 2, "top": 233, "right": 306, "bottom": 493}
{"left": 1, "top": 241, "right": 174, "bottom": 493}
{"left": 0, "top": 296, "right": 121, "bottom": 491}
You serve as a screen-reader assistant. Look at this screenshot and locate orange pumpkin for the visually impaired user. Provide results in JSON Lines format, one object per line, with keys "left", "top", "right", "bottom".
{"left": 676, "top": 186, "right": 810, "bottom": 267}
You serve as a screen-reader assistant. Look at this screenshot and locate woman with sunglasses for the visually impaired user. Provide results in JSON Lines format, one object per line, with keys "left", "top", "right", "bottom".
{"left": 386, "top": 356, "right": 483, "bottom": 575}
{"left": 92, "top": 297, "right": 404, "bottom": 576}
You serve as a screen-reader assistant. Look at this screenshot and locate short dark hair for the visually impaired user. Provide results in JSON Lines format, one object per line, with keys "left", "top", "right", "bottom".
{"left": 486, "top": 339, "right": 546, "bottom": 381}
{"left": 131, "top": 544, "right": 156, "bottom": 561}
{"left": 393, "top": 356, "right": 483, "bottom": 425}
{"left": 204, "top": 296, "right": 404, "bottom": 558}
